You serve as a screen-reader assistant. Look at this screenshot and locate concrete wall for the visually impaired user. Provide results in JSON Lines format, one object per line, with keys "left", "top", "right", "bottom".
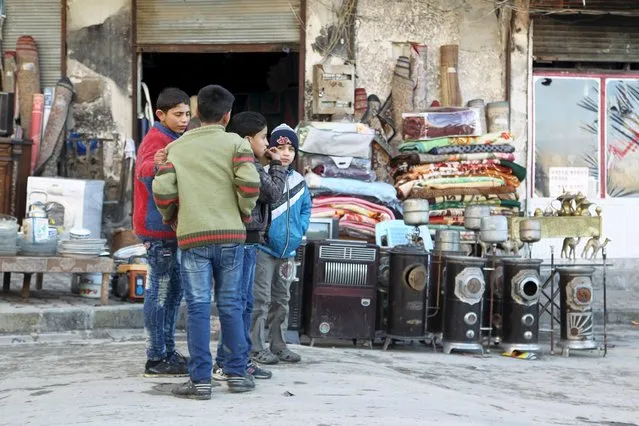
{"left": 66, "top": 0, "right": 133, "bottom": 232}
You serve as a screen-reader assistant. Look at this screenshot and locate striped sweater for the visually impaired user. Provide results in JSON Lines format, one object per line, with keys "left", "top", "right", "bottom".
{"left": 152, "top": 124, "right": 260, "bottom": 249}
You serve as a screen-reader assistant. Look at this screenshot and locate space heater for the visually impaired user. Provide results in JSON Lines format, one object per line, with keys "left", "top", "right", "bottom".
{"left": 303, "top": 240, "right": 379, "bottom": 345}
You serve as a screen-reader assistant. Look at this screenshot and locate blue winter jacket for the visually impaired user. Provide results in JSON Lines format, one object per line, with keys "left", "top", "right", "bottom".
{"left": 259, "top": 168, "right": 312, "bottom": 259}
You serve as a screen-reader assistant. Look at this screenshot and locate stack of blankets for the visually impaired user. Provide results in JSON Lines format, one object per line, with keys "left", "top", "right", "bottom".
{"left": 298, "top": 122, "right": 399, "bottom": 239}
{"left": 392, "top": 131, "right": 525, "bottom": 225}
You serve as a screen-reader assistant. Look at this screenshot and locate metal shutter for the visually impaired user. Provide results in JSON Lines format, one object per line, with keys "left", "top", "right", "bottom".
{"left": 533, "top": 15, "right": 639, "bottom": 63}
{"left": 137, "top": 0, "right": 301, "bottom": 45}
{"left": 3, "top": 0, "right": 62, "bottom": 88}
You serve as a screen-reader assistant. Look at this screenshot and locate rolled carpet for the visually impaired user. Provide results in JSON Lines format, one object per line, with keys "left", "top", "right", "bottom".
{"left": 29, "top": 94, "right": 44, "bottom": 174}
{"left": 16, "top": 36, "right": 41, "bottom": 137}
{"left": 36, "top": 77, "right": 74, "bottom": 176}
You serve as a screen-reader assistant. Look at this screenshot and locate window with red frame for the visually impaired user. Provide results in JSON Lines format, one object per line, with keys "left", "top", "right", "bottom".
{"left": 533, "top": 72, "right": 639, "bottom": 198}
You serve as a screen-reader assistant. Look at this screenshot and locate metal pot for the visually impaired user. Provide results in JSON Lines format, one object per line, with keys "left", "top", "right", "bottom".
{"left": 402, "top": 199, "right": 429, "bottom": 226}
{"left": 480, "top": 216, "right": 508, "bottom": 243}
{"left": 519, "top": 219, "right": 541, "bottom": 243}
{"left": 464, "top": 205, "right": 491, "bottom": 231}
{"left": 435, "top": 229, "right": 460, "bottom": 252}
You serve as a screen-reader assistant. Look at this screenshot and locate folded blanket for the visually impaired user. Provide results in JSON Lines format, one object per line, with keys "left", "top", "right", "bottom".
{"left": 309, "top": 188, "right": 403, "bottom": 217}
{"left": 399, "top": 131, "right": 514, "bottom": 153}
{"left": 305, "top": 172, "right": 399, "bottom": 205}
{"left": 428, "top": 144, "right": 515, "bottom": 155}
{"left": 397, "top": 176, "right": 511, "bottom": 199}
{"left": 392, "top": 152, "right": 516, "bottom": 169}
{"left": 409, "top": 185, "right": 517, "bottom": 200}
{"left": 429, "top": 193, "right": 519, "bottom": 204}
{"left": 430, "top": 199, "right": 521, "bottom": 210}
{"left": 311, "top": 196, "right": 396, "bottom": 238}
{"left": 394, "top": 161, "right": 520, "bottom": 185}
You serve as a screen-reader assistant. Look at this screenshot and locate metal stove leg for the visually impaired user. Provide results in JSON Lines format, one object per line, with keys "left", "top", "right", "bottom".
{"left": 550, "top": 246, "right": 555, "bottom": 355}
{"left": 310, "top": 338, "right": 315, "bottom": 348}
{"left": 382, "top": 337, "right": 392, "bottom": 351}
{"left": 603, "top": 248, "right": 608, "bottom": 358}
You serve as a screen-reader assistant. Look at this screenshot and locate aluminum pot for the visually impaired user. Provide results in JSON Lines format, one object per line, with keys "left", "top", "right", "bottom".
{"left": 480, "top": 215, "right": 508, "bottom": 243}
{"left": 435, "top": 229, "right": 460, "bottom": 252}
{"left": 402, "top": 199, "right": 429, "bottom": 226}
{"left": 464, "top": 205, "right": 491, "bottom": 231}
{"left": 519, "top": 219, "right": 541, "bottom": 243}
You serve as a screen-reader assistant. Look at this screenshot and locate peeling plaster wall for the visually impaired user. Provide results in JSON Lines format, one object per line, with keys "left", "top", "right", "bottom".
{"left": 66, "top": 0, "right": 133, "bottom": 232}
{"left": 304, "top": 0, "right": 507, "bottom": 117}
{"left": 355, "top": 0, "right": 505, "bottom": 108}
{"left": 304, "top": 0, "right": 347, "bottom": 119}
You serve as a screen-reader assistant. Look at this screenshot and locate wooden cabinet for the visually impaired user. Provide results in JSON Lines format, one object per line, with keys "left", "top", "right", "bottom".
{"left": 0, "top": 138, "right": 32, "bottom": 222}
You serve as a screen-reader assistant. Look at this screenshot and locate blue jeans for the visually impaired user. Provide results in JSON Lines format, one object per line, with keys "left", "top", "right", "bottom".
{"left": 181, "top": 244, "right": 245, "bottom": 382}
{"left": 216, "top": 244, "right": 257, "bottom": 370}
{"left": 143, "top": 240, "right": 183, "bottom": 361}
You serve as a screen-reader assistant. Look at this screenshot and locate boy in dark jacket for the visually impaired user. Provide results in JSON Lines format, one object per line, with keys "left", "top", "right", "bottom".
{"left": 212, "top": 112, "right": 287, "bottom": 382}
{"left": 133, "top": 87, "right": 190, "bottom": 377}
{"left": 250, "top": 124, "right": 311, "bottom": 365}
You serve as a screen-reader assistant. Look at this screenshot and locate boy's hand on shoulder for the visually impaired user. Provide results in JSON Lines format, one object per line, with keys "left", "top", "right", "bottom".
{"left": 265, "top": 147, "right": 280, "bottom": 162}
{"left": 154, "top": 149, "right": 168, "bottom": 166}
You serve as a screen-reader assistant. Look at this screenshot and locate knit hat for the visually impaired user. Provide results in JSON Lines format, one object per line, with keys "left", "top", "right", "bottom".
{"left": 269, "top": 123, "right": 299, "bottom": 154}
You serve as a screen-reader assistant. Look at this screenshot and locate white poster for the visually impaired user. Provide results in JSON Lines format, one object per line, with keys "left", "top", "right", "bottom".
{"left": 548, "top": 167, "right": 590, "bottom": 197}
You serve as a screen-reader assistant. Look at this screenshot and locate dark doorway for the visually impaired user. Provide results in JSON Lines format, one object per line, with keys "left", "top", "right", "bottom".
{"left": 141, "top": 51, "right": 300, "bottom": 132}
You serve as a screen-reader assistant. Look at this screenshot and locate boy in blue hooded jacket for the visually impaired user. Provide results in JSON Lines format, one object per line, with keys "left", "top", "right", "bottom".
{"left": 250, "top": 124, "right": 311, "bottom": 364}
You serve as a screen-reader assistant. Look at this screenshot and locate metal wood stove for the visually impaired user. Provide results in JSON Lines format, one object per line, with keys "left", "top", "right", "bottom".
{"left": 442, "top": 255, "right": 486, "bottom": 354}
{"left": 500, "top": 258, "right": 543, "bottom": 353}
{"left": 556, "top": 266, "right": 598, "bottom": 357}
{"left": 382, "top": 245, "right": 430, "bottom": 350}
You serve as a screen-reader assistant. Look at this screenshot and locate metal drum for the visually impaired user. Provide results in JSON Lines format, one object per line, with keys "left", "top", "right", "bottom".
{"left": 556, "top": 266, "right": 598, "bottom": 355}
{"left": 442, "top": 255, "right": 486, "bottom": 354}
{"left": 480, "top": 215, "right": 508, "bottom": 244}
{"left": 435, "top": 230, "right": 460, "bottom": 252}
{"left": 464, "top": 205, "right": 491, "bottom": 231}
{"left": 482, "top": 256, "right": 520, "bottom": 345}
{"left": 387, "top": 245, "right": 430, "bottom": 337}
{"left": 501, "top": 258, "right": 543, "bottom": 353}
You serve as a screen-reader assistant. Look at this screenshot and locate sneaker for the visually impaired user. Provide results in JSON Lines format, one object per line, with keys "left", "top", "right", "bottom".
{"left": 167, "top": 351, "right": 189, "bottom": 368}
{"left": 251, "top": 349, "right": 280, "bottom": 365}
{"left": 144, "top": 358, "right": 188, "bottom": 378}
{"left": 227, "top": 374, "right": 256, "bottom": 393}
{"left": 274, "top": 347, "right": 302, "bottom": 363}
{"left": 171, "top": 379, "right": 212, "bottom": 400}
{"left": 246, "top": 362, "right": 272, "bottom": 380}
{"left": 212, "top": 363, "right": 230, "bottom": 382}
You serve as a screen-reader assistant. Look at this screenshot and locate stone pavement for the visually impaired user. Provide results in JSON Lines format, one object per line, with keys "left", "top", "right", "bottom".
{"left": 0, "top": 265, "right": 638, "bottom": 335}
{"left": 0, "top": 326, "right": 638, "bottom": 425}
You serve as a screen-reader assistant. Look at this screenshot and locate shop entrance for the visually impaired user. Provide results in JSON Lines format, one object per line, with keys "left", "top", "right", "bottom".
{"left": 140, "top": 51, "right": 300, "bottom": 133}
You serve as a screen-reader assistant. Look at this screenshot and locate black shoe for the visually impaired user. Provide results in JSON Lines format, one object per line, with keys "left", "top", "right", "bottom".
{"left": 246, "top": 362, "right": 272, "bottom": 380}
{"left": 144, "top": 358, "right": 188, "bottom": 378}
{"left": 167, "top": 351, "right": 189, "bottom": 368}
{"left": 171, "top": 379, "right": 212, "bottom": 400}
{"left": 227, "top": 374, "right": 256, "bottom": 393}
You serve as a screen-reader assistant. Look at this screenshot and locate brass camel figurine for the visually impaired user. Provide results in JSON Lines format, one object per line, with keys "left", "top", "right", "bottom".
{"left": 581, "top": 236, "right": 611, "bottom": 260}
{"left": 561, "top": 237, "right": 581, "bottom": 261}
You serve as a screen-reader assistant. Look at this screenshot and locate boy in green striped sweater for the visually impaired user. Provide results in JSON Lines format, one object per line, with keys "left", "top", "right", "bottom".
{"left": 152, "top": 85, "right": 260, "bottom": 400}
